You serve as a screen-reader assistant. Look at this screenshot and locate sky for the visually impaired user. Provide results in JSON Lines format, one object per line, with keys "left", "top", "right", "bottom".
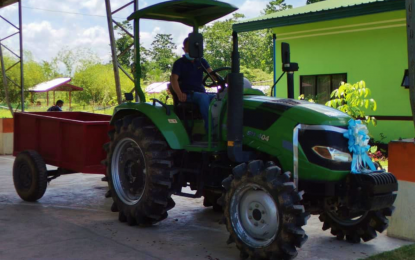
{"left": 0, "top": 0, "right": 306, "bottom": 64}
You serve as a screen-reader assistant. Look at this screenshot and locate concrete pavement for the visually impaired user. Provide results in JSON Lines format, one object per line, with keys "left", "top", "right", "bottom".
{"left": 0, "top": 156, "right": 411, "bottom": 260}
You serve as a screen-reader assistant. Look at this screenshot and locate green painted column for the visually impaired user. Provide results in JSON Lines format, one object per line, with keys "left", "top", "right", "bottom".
{"left": 406, "top": 0, "right": 415, "bottom": 128}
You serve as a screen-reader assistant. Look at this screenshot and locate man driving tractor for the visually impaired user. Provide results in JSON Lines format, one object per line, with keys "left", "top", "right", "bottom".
{"left": 170, "top": 38, "right": 216, "bottom": 132}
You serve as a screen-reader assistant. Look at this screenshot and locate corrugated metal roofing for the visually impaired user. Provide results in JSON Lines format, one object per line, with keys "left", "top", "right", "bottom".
{"left": 238, "top": 0, "right": 389, "bottom": 24}
{"left": 0, "top": 0, "right": 17, "bottom": 8}
{"left": 28, "top": 78, "right": 83, "bottom": 92}
{"left": 233, "top": 0, "right": 405, "bottom": 32}
{"left": 146, "top": 82, "right": 169, "bottom": 93}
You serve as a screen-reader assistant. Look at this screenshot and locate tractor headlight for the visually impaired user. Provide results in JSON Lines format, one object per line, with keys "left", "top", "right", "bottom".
{"left": 312, "top": 146, "right": 352, "bottom": 162}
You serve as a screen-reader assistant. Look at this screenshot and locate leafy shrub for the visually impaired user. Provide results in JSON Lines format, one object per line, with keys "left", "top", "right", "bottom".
{"left": 325, "top": 81, "right": 377, "bottom": 126}
{"left": 298, "top": 94, "right": 315, "bottom": 103}
{"left": 368, "top": 146, "right": 387, "bottom": 161}
{"left": 369, "top": 133, "right": 389, "bottom": 158}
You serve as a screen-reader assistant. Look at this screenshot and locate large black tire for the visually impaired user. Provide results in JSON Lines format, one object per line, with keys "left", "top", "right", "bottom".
{"left": 222, "top": 160, "right": 309, "bottom": 260}
{"left": 105, "top": 115, "right": 176, "bottom": 226}
{"left": 13, "top": 150, "right": 48, "bottom": 202}
{"left": 319, "top": 206, "right": 395, "bottom": 243}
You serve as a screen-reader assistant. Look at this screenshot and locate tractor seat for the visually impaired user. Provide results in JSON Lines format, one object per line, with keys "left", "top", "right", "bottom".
{"left": 167, "top": 83, "right": 202, "bottom": 120}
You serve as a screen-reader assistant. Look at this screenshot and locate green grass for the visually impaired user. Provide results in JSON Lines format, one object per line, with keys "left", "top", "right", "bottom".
{"left": 361, "top": 244, "right": 415, "bottom": 260}
{"left": 0, "top": 110, "right": 12, "bottom": 118}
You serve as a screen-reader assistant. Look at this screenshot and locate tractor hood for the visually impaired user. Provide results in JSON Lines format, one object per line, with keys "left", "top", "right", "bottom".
{"left": 243, "top": 95, "right": 351, "bottom": 126}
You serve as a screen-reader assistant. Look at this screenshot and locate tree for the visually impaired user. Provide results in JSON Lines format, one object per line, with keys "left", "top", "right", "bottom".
{"left": 41, "top": 60, "right": 60, "bottom": 79}
{"left": 260, "top": 1, "right": 293, "bottom": 73}
{"left": 0, "top": 47, "right": 14, "bottom": 116}
{"left": 113, "top": 21, "right": 150, "bottom": 80}
{"left": 56, "top": 48, "right": 77, "bottom": 77}
{"left": 202, "top": 15, "right": 234, "bottom": 69}
{"left": 72, "top": 62, "right": 134, "bottom": 107}
{"left": 0, "top": 52, "right": 49, "bottom": 108}
{"left": 114, "top": 21, "right": 134, "bottom": 68}
{"left": 240, "top": 66, "right": 273, "bottom": 85}
{"left": 307, "top": 0, "right": 325, "bottom": 4}
{"left": 262, "top": 0, "right": 292, "bottom": 15}
{"left": 150, "top": 34, "right": 178, "bottom": 72}
{"left": 202, "top": 13, "right": 270, "bottom": 72}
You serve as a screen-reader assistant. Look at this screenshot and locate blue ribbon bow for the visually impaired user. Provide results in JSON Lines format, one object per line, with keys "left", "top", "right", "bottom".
{"left": 343, "top": 120, "right": 376, "bottom": 174}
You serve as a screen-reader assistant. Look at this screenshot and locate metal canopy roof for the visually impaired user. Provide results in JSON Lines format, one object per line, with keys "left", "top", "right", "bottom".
{"left": 146, "top": 82, "right": 169, "bottom": 94}
{"left": 233, "top": 0, "right": 405, "bottom": 33}
{"left": 127, "top": 0, "right": 238, "bottom": 28}
{"left": 28, "top": 78, "right": 83, "bottom": 92}
{"left": 0, "top": 0, "right": 17, "bottom": 8}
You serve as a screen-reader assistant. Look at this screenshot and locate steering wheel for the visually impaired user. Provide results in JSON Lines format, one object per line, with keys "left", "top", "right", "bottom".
{"left": 202, "top": 67, "right": 231, "bottom": 91}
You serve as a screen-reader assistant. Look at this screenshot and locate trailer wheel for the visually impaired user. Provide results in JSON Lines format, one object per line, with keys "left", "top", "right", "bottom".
{"left": 222, "top": 160, "right": 309, "bottom": 260}
{"left": 13, "top": 150, "right": 48, "bottom": 202}
{"left": 106, "top": 115, "right": 176, "bottom": 226}
{"left": 319, "top": 206, "right": 395, "bottom": 243}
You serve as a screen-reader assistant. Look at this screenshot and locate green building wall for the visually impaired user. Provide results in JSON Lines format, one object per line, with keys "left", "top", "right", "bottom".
{"left": 272, "top": 10, "right": 413, "bottom": 142}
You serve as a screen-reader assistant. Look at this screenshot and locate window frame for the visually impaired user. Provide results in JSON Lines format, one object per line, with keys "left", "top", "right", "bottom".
{"left": 299, "top": 73, "right": 348, "bottom": 103}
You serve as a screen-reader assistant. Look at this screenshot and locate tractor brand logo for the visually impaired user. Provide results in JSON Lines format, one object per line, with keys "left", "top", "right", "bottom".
{"left": 168, "top": 119, "right": 178, "bottom": 124}
{"left": 247, "top": 131, "right": 270, "bottom": 142}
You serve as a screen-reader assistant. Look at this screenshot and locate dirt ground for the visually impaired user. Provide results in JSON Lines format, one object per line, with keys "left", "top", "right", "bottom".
{"left": 0, "top": 156, "right": 411, "bottom": 260}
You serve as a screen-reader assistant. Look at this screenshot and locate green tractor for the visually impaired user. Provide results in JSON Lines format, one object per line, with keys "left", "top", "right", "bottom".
{"left": 104, "top": 1, "right": 398, "bottom": 259}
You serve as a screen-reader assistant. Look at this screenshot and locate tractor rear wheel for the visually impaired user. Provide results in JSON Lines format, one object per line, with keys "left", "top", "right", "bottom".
{"left": 105, "top": 115, "right": 176, "bottom": 226}
{"left": 222, "top": 160, "right": 309, "bottom": 260}
{"left": 13, "top": 150, "right": 48, "bottom": 202}
{"left": 319, "top": 206, "right": 395, "bottom": 243}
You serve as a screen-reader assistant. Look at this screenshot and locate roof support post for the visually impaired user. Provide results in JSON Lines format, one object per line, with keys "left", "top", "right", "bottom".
{"left": 105, "top": 0, "right": 143, "bottom": 103}
{"left": 133, "top": 0, "right": 146, "bottom": 103}
{"left": 406, "top": 0, "right": 415, "bottom": 129}
{"left": 0, "top": 44, "right": 13, "bottom": 116}
{"left": 105, "top": 0, "right": 123, "bottom": 105}
{"left": 0, "top": 0, "right": 24, "bottom": 115}
{"left": 133, "top": 0, "right": 138, "bottom": 102}
{"left": 273, "top": 34, "right": 277, "bottom": 97}
{"left": 18, "top": 0, "right": 24, "bottom": 111}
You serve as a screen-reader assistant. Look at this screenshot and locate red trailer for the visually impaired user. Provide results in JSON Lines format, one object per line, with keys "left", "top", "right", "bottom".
{"left": 13, "top": 112, "right": 112, "bottom": 201}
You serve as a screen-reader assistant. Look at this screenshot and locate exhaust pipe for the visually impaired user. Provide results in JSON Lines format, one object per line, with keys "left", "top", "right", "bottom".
{"left": 227, "top": 31, "right": 252, "bottom": 163}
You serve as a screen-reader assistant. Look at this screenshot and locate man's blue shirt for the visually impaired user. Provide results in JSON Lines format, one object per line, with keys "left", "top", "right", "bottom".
{"left": 172, "top": 56, "right": 210, "bottom": 94}
{"left": 47, "top": 106, "right": 62, "bottom": 112}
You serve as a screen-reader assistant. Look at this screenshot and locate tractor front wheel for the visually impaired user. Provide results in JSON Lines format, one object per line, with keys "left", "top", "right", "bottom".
{"left": 222, "top": 160, "right": 309, "bottom": 260}
{"left": 106, "top": 115, "right": 176, "bottom": 226}
{"left": 319, "top": 206, "right": 395, "bottom": 243}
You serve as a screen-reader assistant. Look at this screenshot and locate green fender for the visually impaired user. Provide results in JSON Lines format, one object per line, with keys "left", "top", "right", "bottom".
{"left": 110, "top": 102, "right": 190, "bottom": 149}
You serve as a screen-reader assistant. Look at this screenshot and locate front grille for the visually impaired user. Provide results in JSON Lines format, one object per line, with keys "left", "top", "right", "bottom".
{"left": 357, "top": 172, "right": 397, "bottom": 186}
